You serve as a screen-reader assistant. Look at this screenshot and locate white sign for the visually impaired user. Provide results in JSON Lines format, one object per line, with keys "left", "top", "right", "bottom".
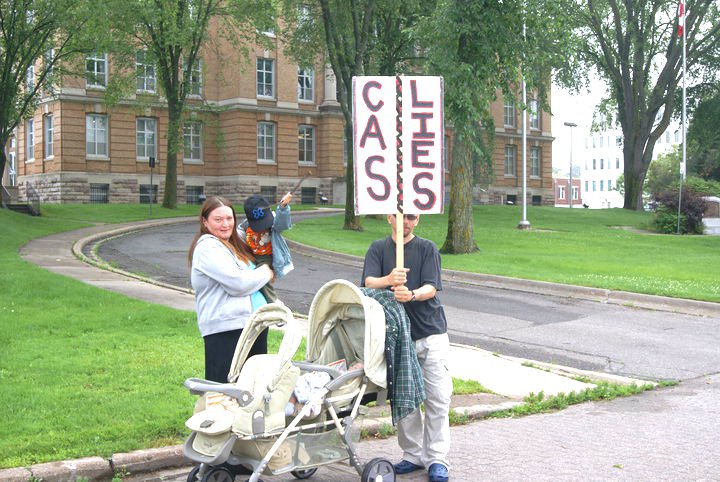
{"left": 353, "top": 76, "right": 444, "bottom": 215}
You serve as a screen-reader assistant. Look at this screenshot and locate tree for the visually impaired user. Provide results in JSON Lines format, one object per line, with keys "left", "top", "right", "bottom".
{"left": 417, "top": 0, "right": 572, "bottom": 253}
{"left": 0, "top": 0, "right": 101, "bottom": 189}
{"left": 561, "top": 0, "right": 720, "bottom": 210}
{"left": 281, "top": 0, "right": 423, "bottom": 230}
{"left": 687, "top": 87, "right": 720, "bottom": 180}
{"left": 108, "top": 0, "right": 274, "bottom": 209}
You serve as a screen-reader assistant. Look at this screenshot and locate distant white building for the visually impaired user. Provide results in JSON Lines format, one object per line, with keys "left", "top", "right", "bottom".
{"left": 580, "top": 120, "right": 682, "bottom": 209}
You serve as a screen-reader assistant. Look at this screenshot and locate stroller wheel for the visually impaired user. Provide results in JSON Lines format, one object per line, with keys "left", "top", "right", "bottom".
{"left": 187, "top": 465, "right": 201, "bottom": 482}
{"left": 291, "top": 468, "right": 318, "bottom": 479}
{"left": 200, "top": 466, "right": 234, "bottom": 482}
{"left": 361, "top": 457, "right": 395, "bottom": 482}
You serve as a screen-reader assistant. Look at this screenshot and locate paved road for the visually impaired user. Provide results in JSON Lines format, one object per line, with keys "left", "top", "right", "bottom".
{"left": 95, "top": 219, "right": 720, "bottom": 383}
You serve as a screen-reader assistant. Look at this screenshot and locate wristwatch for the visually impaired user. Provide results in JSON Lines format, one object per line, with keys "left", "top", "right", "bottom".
{"left": 410, "top": 290, "right": 416, "bottom": 302}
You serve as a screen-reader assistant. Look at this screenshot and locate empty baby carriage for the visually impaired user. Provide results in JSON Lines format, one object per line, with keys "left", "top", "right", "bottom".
{"left": 183, "top": 280, "right": 397, "bottom": 482}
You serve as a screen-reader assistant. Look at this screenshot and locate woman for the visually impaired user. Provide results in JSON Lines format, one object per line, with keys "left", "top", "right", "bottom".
{"left": 188, "top": 196, "right": 274, "bottom": 382}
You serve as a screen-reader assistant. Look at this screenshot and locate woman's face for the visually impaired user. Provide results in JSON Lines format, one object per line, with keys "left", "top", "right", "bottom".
{"left": 203, "top": 205, "right": 235, "bottom": 240}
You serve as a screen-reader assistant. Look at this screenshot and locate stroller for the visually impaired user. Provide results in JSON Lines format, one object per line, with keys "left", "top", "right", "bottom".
{"left": 183, "top": 279, "right": 396, "bottom": 482}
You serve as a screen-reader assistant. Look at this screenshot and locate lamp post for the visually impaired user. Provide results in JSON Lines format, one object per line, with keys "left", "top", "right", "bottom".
{"left": 564, "top": 122, "right": 577, "bottom": 208}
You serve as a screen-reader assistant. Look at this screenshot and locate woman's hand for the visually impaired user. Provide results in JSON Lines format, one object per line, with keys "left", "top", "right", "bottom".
{"left": 259, "top": 264, "right": 275, "bottom": 282}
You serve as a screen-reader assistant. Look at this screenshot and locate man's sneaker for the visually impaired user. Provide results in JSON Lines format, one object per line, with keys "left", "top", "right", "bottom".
{"left": 394, "top": 460, "right": 424, "bottom": 474}
{"left": 428, "top": 463, "right": 449, "bottom": 482}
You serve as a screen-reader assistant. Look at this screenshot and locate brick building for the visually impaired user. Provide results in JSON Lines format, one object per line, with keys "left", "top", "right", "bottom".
{"left": 6, "top": 28, "right": 554, "bottom": 206}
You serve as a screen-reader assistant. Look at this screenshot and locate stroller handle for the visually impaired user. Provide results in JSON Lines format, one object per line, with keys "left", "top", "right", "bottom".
{"left": 184, "top": 378, "right": 254, "bottom": 407}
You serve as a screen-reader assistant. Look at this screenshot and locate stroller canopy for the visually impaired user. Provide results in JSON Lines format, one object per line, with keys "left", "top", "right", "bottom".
{"left": 306, "top": 279, "right": 386, "bottom": 388}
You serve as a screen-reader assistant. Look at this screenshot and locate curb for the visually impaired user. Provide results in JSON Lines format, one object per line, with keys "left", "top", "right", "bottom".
{"left": 71, "top": 217, "right": 196, "bottom": 295}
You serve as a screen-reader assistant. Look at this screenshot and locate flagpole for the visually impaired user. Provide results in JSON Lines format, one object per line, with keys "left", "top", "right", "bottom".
{"left": 518, "top": 4, "right": 530, "bottom": 230}
{"left": 677, "top": 0, "right": 686, "bottom": 234}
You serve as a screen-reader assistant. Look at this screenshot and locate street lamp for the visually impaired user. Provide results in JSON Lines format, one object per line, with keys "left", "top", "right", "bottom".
{"left": 564, "top": 122, "right": 577, "bottom": 208}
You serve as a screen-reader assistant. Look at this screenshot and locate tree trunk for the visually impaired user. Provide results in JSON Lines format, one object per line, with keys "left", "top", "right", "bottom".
{"left": 0, "top": 142, "right": 7, "bottom": 189}
{"left": 441, "top": 133, "right": 478, "bottom": 254}
{"left": 343, "top": 120, "right": 361, "bottom": 230}
{"left": 162, "top": 102, "right": 181, "bottom": 209}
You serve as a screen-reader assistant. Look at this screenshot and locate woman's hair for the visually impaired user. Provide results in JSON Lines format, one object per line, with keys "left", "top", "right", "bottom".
{"left": 188, "top": 196, "right": 255, "bottom": 264}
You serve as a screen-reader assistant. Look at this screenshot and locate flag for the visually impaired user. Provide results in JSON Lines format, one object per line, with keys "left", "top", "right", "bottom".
{"left": 677, "top": 1, "right": 685, "bottom": 36}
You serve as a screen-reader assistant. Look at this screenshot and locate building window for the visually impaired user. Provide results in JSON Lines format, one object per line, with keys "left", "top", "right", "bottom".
{"left": 298, "top": 125, "right": 315, "bottom": 164}
{"left": 183, "top": 121, "right": 202, "bottom": 162}
{"left": 599, "top": 136, "right": 604, "bottom": 147}
{"left": 558, "top": 185, "right": 566, "bottom": 200}
{"left": 530, "top": 146, "right": 541, "bottom": 177}
{"left": 86, "top": 53, "right": 107, "bottom": 88}
{"left": 503, "top": 99, "right": 516, "bottom": 127}
{"left": 44, "top": 48, "right": 55, "bottom": 77}
{"left": 616, "top": 158, "right": 620, "bottom": 169}
{"left": 184, "top": 58, "right": 202, "bottom": 97}
{"left": 136, "top": 118, "right": 156, "bottom": 159}
{"left": 90, "top": 183, "right": 109, "bottom": 203}
{"left": 592, "top": 159, "right": 596, "bottom": 170}
{"left": 674, "top": 130, "right": 680, "bottom": 142}
{"left": 665, "top": 131, "right": 670, "bottom": 143}
{"left": 608, "top": 179, "right": 613, "bottom": 190}
{"left": 504, "top": 145, "right": 516, "bottom": 176}
{"left": 298, "top": 68, "right": 314, "bottom": 101}
{"left": 86, "top": 114, "right": 108, "bottom": 157}
{"left": 257, "top": 58, "right": 274, "bottom": 98}
{"left": 139, "top": 184, "right": 158, "bottom": 204}
{"left": 43, "top": 114, "right": 53, "bottom": 158}
{"left": 532, "top": 195, "right": 542, "bottom": 206}
{"left": 136, "top": 51, "right": 156, "bottom": 93}
{"left": 260, "top": 186, "right": 277, "bottom": 204}
{"left": 257, "top": 121, "right": 275, "bottom": 162}
{"left": 592, "top": 181, "right": 596, "bottom": 192}
{"left": 186, "top": 185, "right": 204, "bottom": 204}
{"left": 529, "top": 99, "right": 540, "bottom": 129}
{"left": 600, "top": 158, "right": 604, "bottom": 169}
{"left": 26, "top": 65, "right": 35, "bottom": 92}
{"left": 26, "top": 119, "right": 35, "bottom": 161}
{"left": 616, "top": 136, "right": 622, "bottom": 147}
{"left": 301, "top": 186, "right": 317, "bottom": 204}
{"left": 600, "top": 180, "right": 604, "bottom": 191}
{"left": 572, "top": 186, "right": 579, "bottom": 200}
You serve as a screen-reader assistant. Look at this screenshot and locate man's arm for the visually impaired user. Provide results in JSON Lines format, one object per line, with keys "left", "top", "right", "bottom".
{"left": 364, "top": 267, "right": 408, "bottom": 290}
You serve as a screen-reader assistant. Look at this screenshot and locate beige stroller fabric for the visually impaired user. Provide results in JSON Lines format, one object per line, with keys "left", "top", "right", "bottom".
{"left": 305, "top": 279, "right": 387, "bottom": 389}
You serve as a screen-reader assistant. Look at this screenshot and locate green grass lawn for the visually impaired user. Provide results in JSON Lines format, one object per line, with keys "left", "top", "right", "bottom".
{"left": 2, "top": 202, "right": 719, "bottom": 469}
{"left": 284, "top": 206, "right": 720, "bottom": 302}
{"left": 0, "top": 205, "right": 293, "bottom": 469}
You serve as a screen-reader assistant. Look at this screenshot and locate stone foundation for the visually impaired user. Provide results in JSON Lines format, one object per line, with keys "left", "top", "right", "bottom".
{"left": 16, "top": 172, "right": 334, "bottom": 205}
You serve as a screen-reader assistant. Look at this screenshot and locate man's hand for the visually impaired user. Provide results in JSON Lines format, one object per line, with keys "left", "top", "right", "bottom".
{"left": 392, "top": 284, "right": 413, "bottom": 303}
{"left": 386, "top": 267, "right": 408, "bottom": 287}
{"left": 280, "top": 192, "right": 293, "bottom": 207}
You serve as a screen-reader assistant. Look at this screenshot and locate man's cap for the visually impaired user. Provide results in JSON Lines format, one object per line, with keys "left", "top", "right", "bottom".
{"left": 243, "top": 195, "right": 273, "bottom": 232}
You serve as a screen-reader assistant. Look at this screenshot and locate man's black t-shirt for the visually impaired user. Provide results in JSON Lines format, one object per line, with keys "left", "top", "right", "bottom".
{"left": 361, "top": 235, "right": 447, "bottom": 340}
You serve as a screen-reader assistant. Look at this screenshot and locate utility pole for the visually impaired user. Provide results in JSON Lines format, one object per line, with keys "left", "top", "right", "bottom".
{"left": 564, "top": 122, "right": 577, "bottom": 208}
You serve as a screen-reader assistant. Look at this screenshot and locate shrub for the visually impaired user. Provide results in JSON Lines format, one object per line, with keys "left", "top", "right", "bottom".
{"left": 652, "top": 189, "right": 707, "bottom": 234}
{"left": 685, "top": 177, "right": 720, "bottom": 197}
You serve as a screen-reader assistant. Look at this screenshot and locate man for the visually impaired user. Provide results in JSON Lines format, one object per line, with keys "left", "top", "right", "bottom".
{"left": 361, "top": 213, "right": 451, "bottom": 482}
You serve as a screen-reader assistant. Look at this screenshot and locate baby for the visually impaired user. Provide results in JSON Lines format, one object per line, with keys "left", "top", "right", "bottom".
{"left": 239, "top": 192, "right": 294, "bottom": 302}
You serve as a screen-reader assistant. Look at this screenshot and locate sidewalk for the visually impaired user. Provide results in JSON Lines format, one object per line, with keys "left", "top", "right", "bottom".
{"left": 4, "top": 219, "right": 658, "bottom": 482}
